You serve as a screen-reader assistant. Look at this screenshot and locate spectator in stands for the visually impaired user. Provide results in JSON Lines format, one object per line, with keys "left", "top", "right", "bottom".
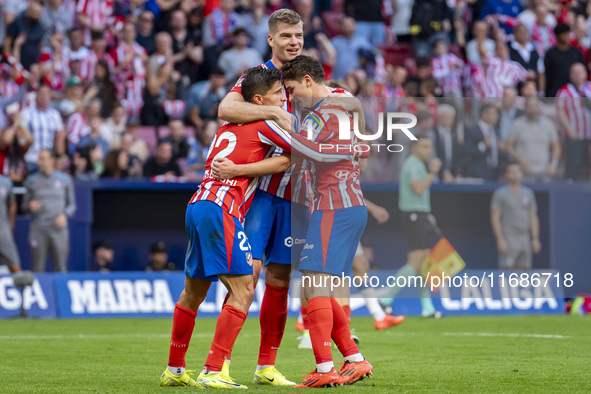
{"left": 331, "top": 17, "right": 373, "bottom": 80}
{"left": 432, "top": 39, "right": 464, "bottom": 99}
{"left": 466, "top": 20, "right": 495, "bottom": 66}
{"left": 201, "top": 0, "right": 243, "bottom": 75}
{"left": 498, "top": 86, "right": 523, "bottom": 143}
{"left": 79, "top": 116, "right": 109, "bottom": 157}
{"left": 0, "top": 174, "right": 21, "bottom": 273}
{"left": 544, "top": 23, "right": 584, "bottom": 97}
{"left": 93, "top": 60, "right": 118, "bottom": 120}
{"left": 3, "top": 1, "right": 43, "bottom": 69}
{"left": 478, "top": 40, "right": 528, "bottom": 98}
{"left": 491, "top": 163, "right": 540, "bottom": 270}
{"left": 0, "top": 111, "right": 32, "bottom": 182}
{"left": 243, "top": 0, "right": 271, "bottom": 58}
{"left": 295, "top": 0, "right": 323, "bottom": 50}
{"left": 102, "top": 148, "right": 130, "bottom": 179}
{"left": 556, "top": 62, "right": 591, "bottom": 180}
{"left": 185, "top": 67, "right": 226, "bottom": 140}
{"left": 570, "top": 18, "right": 590, "bottom": 69}
{"left": 67, "top": 97, "right": 102, "bottom": 151}
{"left": 433, "top": 104, "right": 461, "bottom": 183}
{"left": 86, "top": 31, "right": 114, "bottom": 85}
{"left": 517, "top": 0, "right": 556, "bottom": 33}
{"left": 406, "top": 57, "right": 432, "bottom": 88}
{"left": 40, "top": 0, "right": 73, "bottom": 46}
{"left": 64, "top": 27, "right": 90, "bottom": 78}
{"left": 143, "top": 140, "right": 181, "bottom": 178}
{"left": 113, "top": 21, "right": 147, "bottom": 121}
{"left": 70, "top": 144, "right": 98, "bottom": 181}
{"left": 2, "top": 0, "right": 29, "bottom": 28}
{"left": 20, "top": 84, "right": 65, "bottom": 173}
{"left": 142, "top": 32, "right": 174, "bottom": 126}
{"left": 507, "top": 97, "right": 560, "bottom": 182}
{"left": 146, "top": 241, "right": 175, "bottom": 271}
{"left": 218, "top": 28, "right": 263, "bottom": 82}
{"left": 530, "top": 3, "right": 556, "bottom": 58}
{"left": 76, "top": 0, "right": 114, "bottom": 47}
{"left": 136, "top": 10, "right": 156, "bottom": 55}
{"left": 345, "top": 0, "right": 385, "bottom": 47}
{"left": 119, "top": 131, "right": 143, "bottom": 177}
{"left": 480, "top": 0, "right": 523, "bottom": 35}
{"left": 409, "top": 0, "right": 451, "bottom": 57}
{"left": 517, "top": 79, "right": 538, "bottom": 97}
{"left": 161, "top": 119, "right": 192, "bottom": 160}
{"left": 91, "top": 239, "right": 114, "bottom": 272}
{"left": 122, "top": 120, "right": 149, "bottom": 162}
{"left": 103, "top": 104, "right": 127, "bottom": 147}
{"left": 390, "top": 0, "right": 413, "bottom": 42}
{"left": 22, "top": 149, "right": 76, "bottom": 272}
{"left": 510, "top": 24, "right": 541, "bottom": 86}
{"left": 187, "top": 121, "right": 215, "bottom": 173}
{"left": 170, "top": 9, "right": 203, "bottom": 86}
{"left": 384, "top": 65, "right": 407, "bottom": 99}
{"left": 463, "top": 104, "right": 500, "bottom": 180}
{"left": 58, "top": 76, "right": 99, "bottom": 118}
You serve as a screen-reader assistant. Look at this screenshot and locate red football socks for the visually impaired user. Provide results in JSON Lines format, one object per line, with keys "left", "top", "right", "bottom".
{"left": 301, "top": 306, "right": 309, "bottom": 330}
{"left": 204, "top": 304, "right": 247, "bottom": 371}
{"left": 330, "top": 298, "right": 359, "bottom": 358}
{"left": 307, "top": 297, "right": 334, "bottom": 364}
{"left": 258, "top": 284, "right": 289, "bottom": 366}
{"left": 342, "top": 304, "right": 352, "bottom": 323}
{"left": 168, "top": 303, "right": 197, "bottom": 368}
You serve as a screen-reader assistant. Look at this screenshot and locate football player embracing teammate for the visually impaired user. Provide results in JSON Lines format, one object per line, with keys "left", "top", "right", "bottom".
{"left": 159, "top": 67, "right": 359, "bottom": 389}
{"left": 282, "top": 55, "right": 373, "bottom": 388}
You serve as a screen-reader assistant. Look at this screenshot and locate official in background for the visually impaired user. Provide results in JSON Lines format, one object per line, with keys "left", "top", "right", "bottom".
{"left": 0, "top": 175, "right": 21, "bottom": 272}
{"left": 22, "top": 149, "right": 76, "bottom": 272}
{"left": 380, "top": 135, "right": 442, "bottom": 318}
{"left": 491, "top": 163, "right": 540, "bottom": 270}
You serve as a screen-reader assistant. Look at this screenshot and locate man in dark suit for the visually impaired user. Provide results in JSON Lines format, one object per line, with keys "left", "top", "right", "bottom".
{"left": 463, "top": 104, "right": 500, "bottom": 180}
{"left": 509, "top": 24, "right": 540, "bottom": 79}
{"left": 433, "top": 104, "right": 461, "bottom": 182}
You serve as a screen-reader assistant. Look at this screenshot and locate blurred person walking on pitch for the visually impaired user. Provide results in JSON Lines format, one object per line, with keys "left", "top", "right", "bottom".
{"left": 380, "top": 135, "right": 443, "bottom": 318}
{"left": 490, "top": 163, "right": 540, "bottom": 270}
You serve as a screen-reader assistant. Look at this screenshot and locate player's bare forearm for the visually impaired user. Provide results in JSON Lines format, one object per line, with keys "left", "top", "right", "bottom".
{"left": 218, "top": 91, "right": 279, "bottom": 124}
{"left": 410, "top": 174, "right": 434, "bottom": 196}
{"left": 211, "top": 155, "right": 291, "bottom": 179}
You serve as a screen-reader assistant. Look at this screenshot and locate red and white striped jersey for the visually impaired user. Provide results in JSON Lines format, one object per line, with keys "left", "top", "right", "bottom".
{"left": 556, "top": 82, "right": 591, "bottom": 140}
{"left": 229, "top": 60, "right": 297, "bottom": 200}
{"left": 303, "top": 104, "right": 366, "bottom": 211}
{"left": 189, "top": 119, "right": 354, "bottom": 221}
{"left": 481, "top": 55, "right": 528, "bottom": 98}
{"left": 67, "top": 113, "right": 90, "bottom": 146}
{"left": 79, "top": 50, "right": 114, "bottom": 82}
{"left": 39, "top": 48, "right": 68, "bottom": 91}
{"left": 76, "top": 0, "right": 114, "bottom": 46}
{"left": 432, "top": 53, "right": 464, "bottom": 94}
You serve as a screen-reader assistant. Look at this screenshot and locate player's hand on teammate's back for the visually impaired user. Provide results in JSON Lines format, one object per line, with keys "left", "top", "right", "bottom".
{"left": 211, "top": 158, "right": 240, "bottom": 179}
{"left": 273, "top": 108, "right": 294, "bottom": 131}
{"left": 429, "top": 158, "right": 442, "bottom": 175}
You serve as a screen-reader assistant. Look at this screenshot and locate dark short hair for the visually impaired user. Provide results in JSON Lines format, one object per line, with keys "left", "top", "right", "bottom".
{"left": 480, "top": 103, "right": 498, "bottom": 117}
{"left": 554, "top": 23, "right": 570, "bottom": 36}
{"left": 411, "top": 133, "right": 432, "bottom": 146}
{"left": 241, "top": 67, "right": 284, "bottom": 103}
{"left": 415, "top": 56, "right": 431, "bottom": 68}
{"left": 210, "top": 66, "right": 225, "bottom": 77}
{"left": 281, "top": 55, "right": 324, "bottom": 84}
{"left": 268, "top": 9, "right": 302, "bottom": 34}
{"left": 91, "top": 30, "right": 105, "bottom": 41}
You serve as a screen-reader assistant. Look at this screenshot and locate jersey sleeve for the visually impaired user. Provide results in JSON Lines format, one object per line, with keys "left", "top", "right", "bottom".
{"left": 229, "top": 72, "right": 247, "bottom": 95}
{"left": 258, "top": 120, "right": 356, "bottom": 163}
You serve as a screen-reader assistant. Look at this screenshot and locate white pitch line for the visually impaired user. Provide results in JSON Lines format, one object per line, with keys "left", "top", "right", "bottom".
{"left": 443, "top": 332, "right": 572, "bottom": 339}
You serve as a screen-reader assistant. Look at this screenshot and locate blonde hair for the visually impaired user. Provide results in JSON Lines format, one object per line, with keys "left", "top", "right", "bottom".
{"left": 268, "top": 9, "right": 302, "bottom": 34}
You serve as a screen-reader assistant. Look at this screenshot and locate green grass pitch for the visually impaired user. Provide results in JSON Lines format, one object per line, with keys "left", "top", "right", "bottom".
{"left": 0, "top": 315, "right": 589, "bottom": 393}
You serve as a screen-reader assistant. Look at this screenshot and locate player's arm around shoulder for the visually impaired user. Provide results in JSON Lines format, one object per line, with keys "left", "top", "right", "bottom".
{"left": 211, "top": 153, "right": 292, "bottom": 180}
{"left": 218, "top": 91, "right": 292, "bottom": 130}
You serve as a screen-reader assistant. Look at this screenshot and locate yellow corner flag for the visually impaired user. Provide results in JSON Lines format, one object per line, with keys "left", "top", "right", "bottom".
{"left": 421, "top": 238, "right": 466, "bottom": 292}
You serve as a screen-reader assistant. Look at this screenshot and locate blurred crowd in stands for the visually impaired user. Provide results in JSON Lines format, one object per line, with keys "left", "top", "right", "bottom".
{"left": 0, "top": 0, "right": 591, "bottom": 188}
